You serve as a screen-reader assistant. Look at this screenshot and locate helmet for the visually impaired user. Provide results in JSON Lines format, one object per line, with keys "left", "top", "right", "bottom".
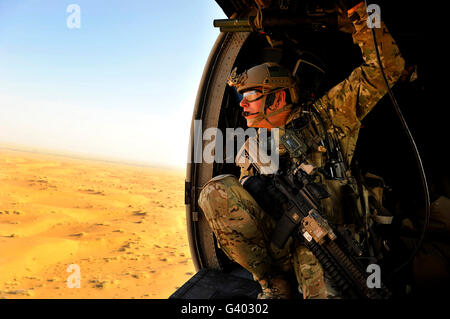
{"left": 227, "top": 62, "right": 299, "bottom": 103}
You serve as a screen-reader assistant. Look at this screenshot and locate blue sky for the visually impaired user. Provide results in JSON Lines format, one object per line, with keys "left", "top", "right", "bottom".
{"left": 0, "top": 0, "right": 226, "bottom": 169}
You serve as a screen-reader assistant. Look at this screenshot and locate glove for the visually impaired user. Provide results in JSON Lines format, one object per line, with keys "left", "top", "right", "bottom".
{"left": 335, "top": 0, "right": 363, "bottom": 14}
{"left": 334, "top": 0, "right": 363, "bottom": 33}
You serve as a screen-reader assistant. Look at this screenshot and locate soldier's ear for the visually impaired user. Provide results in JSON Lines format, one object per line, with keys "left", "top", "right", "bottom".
{"left": 275, "top": 90, "right": 286, "bottom": 108}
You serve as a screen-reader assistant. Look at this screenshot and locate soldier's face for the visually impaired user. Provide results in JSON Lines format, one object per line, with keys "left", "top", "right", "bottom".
{"left": 240, "top": 89, "right": 264, "bottom": 124}
{"left": 240, "top": 88, "right": 290, "bottom": 128}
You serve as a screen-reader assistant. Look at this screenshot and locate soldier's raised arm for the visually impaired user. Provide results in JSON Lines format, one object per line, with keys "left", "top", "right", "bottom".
{"left": 316, "top": 2, "right": 405, "bottom": 129}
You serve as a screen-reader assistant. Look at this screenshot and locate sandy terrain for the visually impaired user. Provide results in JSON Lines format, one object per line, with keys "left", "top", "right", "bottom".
{"left": 0, "top": 148, "right": 195, "bottom": 299}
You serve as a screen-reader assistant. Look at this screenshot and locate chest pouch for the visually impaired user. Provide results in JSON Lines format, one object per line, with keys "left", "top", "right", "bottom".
{"left": 280, "top": 128, "right": 308, "bottom": 159}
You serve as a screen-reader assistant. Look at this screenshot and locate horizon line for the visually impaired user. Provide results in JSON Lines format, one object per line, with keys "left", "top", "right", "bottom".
{"left": 0, "top": 143, "right": 186, "bottom": 172}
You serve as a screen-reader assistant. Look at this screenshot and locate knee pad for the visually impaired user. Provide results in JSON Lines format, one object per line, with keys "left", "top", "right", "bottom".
{"left": 201, "top": 174, "right": 241, "bottom": 195}
{"left": 198, "top": 174, "right": 240, "bottom": 218}
{"left": 208, "top": 174, "right": 238, "bottom": 184}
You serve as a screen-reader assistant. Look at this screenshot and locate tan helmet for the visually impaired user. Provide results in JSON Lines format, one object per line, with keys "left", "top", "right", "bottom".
{"left": 227, "top": 62, "right": 299, "bottom": 103}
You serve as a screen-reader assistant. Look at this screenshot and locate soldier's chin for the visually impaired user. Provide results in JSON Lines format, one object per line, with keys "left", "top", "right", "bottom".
{"left": 245, "top": 118, "right": 259, "bottom": 127}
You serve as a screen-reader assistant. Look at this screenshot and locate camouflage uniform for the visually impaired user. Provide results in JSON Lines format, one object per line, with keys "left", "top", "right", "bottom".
{"left": 198, "top": 3, "right": 405, "bottom": 299}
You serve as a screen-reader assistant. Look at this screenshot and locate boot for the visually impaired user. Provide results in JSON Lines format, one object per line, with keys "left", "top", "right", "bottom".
{"left": 257, "top": 275, "right": 293, "bottom": 299}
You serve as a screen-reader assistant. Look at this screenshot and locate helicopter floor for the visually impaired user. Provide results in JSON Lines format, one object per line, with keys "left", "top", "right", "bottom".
{"left": 169, "top": 266, "right": 260, "bottom": 299}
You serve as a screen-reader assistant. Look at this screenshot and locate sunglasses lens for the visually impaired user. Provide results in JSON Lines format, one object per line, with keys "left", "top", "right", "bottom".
{"left": 242, "top": 90, "right": 262, "bottom": 102}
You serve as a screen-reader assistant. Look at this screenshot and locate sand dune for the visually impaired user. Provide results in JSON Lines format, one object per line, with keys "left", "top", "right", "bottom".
{"left": 0, "top": 148, "right": 195, "bottom": 298}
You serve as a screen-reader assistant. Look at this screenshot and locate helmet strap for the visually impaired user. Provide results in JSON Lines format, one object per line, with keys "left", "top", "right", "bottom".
{"left": 247, "top": 100, "right": 293, "bottom": 127}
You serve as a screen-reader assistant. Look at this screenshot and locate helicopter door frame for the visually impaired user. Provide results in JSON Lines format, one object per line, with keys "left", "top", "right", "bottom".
{"left": 185, "top": 31, "right": 250, "bottom": 271}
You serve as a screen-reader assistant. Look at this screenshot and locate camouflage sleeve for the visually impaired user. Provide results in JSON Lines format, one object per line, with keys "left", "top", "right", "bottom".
{"left": 316, "top": 2, "right": 405, "bottom": 130}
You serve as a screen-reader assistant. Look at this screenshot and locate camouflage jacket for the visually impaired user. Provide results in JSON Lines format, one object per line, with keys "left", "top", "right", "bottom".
{"left": 239, "top": 4, "right": 405, "bottom": 228}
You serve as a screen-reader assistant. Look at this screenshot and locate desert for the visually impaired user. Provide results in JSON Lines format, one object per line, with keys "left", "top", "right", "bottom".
{"left": 0, "top": 148, "right": 195, "bottom": 299}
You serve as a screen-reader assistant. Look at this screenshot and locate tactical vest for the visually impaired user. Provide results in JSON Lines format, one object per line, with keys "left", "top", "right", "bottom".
{"left": 239, "top": 103, "right": 393, "bottom": 259}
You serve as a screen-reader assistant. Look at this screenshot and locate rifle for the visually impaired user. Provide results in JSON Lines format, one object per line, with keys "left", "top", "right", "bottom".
{"left": 236, "top": 134, "right": 391, "bottom": 299}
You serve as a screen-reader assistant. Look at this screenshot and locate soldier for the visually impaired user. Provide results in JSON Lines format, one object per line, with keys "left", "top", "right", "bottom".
{"left": 198, "top": 1, "right": 405, "bottom": 299}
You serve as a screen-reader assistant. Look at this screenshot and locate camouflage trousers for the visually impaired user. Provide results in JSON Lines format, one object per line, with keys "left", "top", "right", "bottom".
{"left": 198, "top": 174, "right": 339, "bottom": 299}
